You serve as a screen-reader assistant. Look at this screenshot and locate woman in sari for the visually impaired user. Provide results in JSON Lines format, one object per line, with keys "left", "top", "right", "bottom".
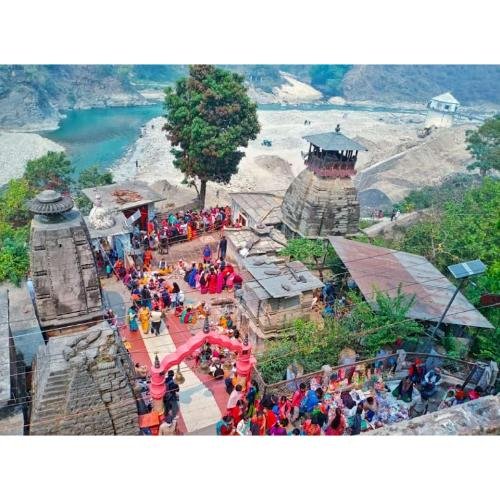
{"left": 180, "top": 307, "right": 194, "bottom": 324}
{"left": 190, "top": 221, "right": 197, "bottom": 240}
{"left": 215, "top": 270, "right": 225, "bottom": 294}
{"left": 208, "top": 271, "right": 217, "bottom": 294}
{"left": 392, "top": 376, "right": 414, "bottom": 403}
{"left": 128, "top": 305, "right": 139, "bottom": 333}
{"left": 144, "top": 249, "right": 153, "bottom": 269}
{"left": 199, "top": 272, "right": 209, "bottom": 294}
{"left": 138, "top": 306, "right": 151, "bottom": 334}
{"left": 187, "top": 223, "right": 193, "bottom": 241}
{"left": 325, "top": 407, "right": 346, "bottom": 436}
{"left": 188, "top": 265, "right": 198, "bottom": 288}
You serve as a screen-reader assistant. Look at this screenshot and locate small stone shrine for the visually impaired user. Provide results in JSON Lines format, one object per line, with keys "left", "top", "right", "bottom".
{"left": 281, "top": 126, "right": 367, "bottom": 238}
{"left": 27, "top": 190, "right": 104, "bottom": 336}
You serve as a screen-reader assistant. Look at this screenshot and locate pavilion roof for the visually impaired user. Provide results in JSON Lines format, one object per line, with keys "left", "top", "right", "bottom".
{"left": 303, "top": 131, "right": 367, "bottom": 152}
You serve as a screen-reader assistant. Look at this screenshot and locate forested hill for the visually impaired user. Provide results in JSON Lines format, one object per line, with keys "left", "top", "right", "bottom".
{"left": 341, "top": 65, "right": 500, "bottom": 105}
{"left": 1, "top": 65, "right": 499, "bottom": 130}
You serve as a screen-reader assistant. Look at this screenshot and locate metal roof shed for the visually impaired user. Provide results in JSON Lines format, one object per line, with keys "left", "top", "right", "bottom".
{"left": 328, "top": 236, "right": 493, "bottom": 329}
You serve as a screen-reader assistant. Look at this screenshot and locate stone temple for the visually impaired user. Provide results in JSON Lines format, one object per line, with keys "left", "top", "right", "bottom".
{"left": 27, "top": 190, "right": 104, "bottom": 336}
{"left": 281, "top": 126, "right": 367, "bottom": 239}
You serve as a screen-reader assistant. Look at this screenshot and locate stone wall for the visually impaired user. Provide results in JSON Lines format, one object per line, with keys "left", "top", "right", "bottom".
{"left": 370, "top": 395, "right": 500, "bottom": 435}
{"left": 30, "top": 322, "right": 139, "bottom": 435}
{"left": 282, "top": 168, "right": 360, "bottom": 238}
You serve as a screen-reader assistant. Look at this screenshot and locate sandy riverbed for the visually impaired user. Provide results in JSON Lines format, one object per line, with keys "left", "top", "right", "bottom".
{"left": 0, "top": 132, "right": 64, "bottom": 186}
{"left": 112, "top": 107, "right": 435, "bottom": 206}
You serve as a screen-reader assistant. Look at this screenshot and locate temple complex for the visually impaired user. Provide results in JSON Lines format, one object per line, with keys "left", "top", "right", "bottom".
{"left": 27, "top": 190, "right": 104, "bottom": 336}
{"left": 281, "top": 126, "right": 367, "bottom": 238}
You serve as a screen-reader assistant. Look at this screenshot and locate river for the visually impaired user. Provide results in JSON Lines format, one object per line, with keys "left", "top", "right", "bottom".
{"left": 42, "top": 104, "right": 164, "bottom": 176}
{"left": 42, "top": 102, "right": 424, "bottom": 177}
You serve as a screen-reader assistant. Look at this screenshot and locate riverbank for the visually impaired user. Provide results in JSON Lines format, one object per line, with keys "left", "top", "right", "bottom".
{"left": 112, "top": 106, "right": 437, "bottom": 207}
{"left": 0, "top": 132, "right": 64, "bottom": 186}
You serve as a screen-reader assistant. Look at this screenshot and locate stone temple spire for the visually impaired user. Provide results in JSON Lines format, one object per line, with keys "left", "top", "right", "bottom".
{"left": 27, "top": 189, "right": 104, "bottom": 335}
{"left": 281, "top": 128, "right": 367, "bottom": 238}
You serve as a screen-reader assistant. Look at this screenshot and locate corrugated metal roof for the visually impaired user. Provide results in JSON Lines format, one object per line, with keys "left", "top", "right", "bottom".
{"left": 244, "top": 257, "right": 323, "bottom": 299}
{"left": 303, "top": 131, "right": 368, "bottom": 152}
{"left": 329, "top": 236, "right": 493, "bottom": 329}
{"left": 431, "top": 92, "right": 459, "bottom": 105}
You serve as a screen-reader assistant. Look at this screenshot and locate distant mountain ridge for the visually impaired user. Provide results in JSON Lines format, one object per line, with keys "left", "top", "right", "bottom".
{"left": 0, "top": 65, "right": 499, "bottom": 130}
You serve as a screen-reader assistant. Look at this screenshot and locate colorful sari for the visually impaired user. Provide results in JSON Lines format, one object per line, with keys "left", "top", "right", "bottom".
{"left": 200, "top": 273, "right": 209, "bottom": 294}
{"left": 138, "top": 307, "right": 150, "bottom": 334}
{"left": 128, "top": 308, "right": 139, "bottom": 332}
{"left": 216, "top": 271, "right": 224, "bottom": 293}
{"left": 188, "top": 268, "right": 198, "bottom": 288}
{"left": 208, "top": 273, "right": 217, "bottom": 294}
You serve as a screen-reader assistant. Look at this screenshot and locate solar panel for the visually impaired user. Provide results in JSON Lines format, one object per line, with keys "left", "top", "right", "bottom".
{"left": 447, "top": 260, "right": 486, "bottom": 279}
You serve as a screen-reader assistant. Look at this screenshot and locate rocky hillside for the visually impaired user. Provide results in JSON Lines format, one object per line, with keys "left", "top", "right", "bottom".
{"left": 1, "top": 65, "right": 499, "bottom": 130}
{"left": 0, "top": 65, "right": 147, "bottom": 130}
{"left": 342, "top": 65, "right": 500, "bottom": 106}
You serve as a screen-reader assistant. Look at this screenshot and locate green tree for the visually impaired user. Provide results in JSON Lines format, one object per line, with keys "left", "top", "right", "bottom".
{"left": 256, "top": 288, "right": 422, "bottom": 384}
{"left": 394, "top": 178, "right": 500, "bottom": 362}
{"left": 465, "top": 115, "right": 500, "bottom": 176}
{"left": 24, "top": 151, "right": 73, "bottom": 191}
{"left": 0, "top": 178, "right": 35, "bottom": 227}
{"left": 279, "top": 238, "right": 333, "bottom": 281}
{"left": 163, "top": 65, "right": 260, "bottom": 209}
{"left": 73, "top": 166, "right": 114, "bottom": 215}
{"left": 0, "top": 223, "right": 29, "bottom": 285}
{"left": 345, "top": 288, "right": 423, "bottom": 356}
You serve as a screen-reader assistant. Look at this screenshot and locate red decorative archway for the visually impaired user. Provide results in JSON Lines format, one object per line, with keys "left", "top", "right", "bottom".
{"left": 149, "top": 331, "right": 256, "bottom": 414}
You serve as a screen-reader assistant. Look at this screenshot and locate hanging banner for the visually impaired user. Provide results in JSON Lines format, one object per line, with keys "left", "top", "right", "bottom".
{"left": 127, "top": 209, "right": 141, "bottom": 225}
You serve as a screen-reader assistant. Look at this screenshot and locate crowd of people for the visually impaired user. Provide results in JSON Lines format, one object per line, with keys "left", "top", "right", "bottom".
{"left": 136, "top": 206, "right": 232, "bottom": 254}
{"left": 214, "top": 354, "right": 482, "bottom": 436}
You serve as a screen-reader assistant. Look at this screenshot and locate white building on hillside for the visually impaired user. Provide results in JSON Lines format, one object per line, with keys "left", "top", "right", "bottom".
{"left": 425, "top": 92, "right": 460, "bottom": 128}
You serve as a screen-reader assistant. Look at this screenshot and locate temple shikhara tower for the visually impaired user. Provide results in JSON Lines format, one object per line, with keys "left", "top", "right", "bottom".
{"left": 282, "top": 126, "right": 367, "bottom": 238}
{"left": 27, "top": 190, "right": 104, "bottom": 336}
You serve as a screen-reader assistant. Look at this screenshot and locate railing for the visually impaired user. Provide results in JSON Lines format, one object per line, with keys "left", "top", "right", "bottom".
{"left": 255, "top": 351, "right": 479, "bottom": 399}
{"left": 136, "top": 216, "right": 231, "bottom": 252}
{"left": 305, "top": 154, "right": 356, "bottom": 169}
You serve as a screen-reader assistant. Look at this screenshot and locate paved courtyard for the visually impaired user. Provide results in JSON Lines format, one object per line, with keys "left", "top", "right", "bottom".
{"left": 101, "top": 232, "right": 244, "bottom": 434}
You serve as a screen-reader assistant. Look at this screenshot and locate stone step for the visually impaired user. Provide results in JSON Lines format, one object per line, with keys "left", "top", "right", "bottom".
{"left": 42, "top": 388, "right": 68, "bottom": 400}
{"left": 47, "top": 374, "right": 69, "bottom": 383}
{"left": 45, "top": 381, "right": 69, "bottom": 390}
{"left": 38, "top": 395, "right": 67, "bottom": 406}
{"left": 33, "top": 409, "right": 60, "bottom": 419}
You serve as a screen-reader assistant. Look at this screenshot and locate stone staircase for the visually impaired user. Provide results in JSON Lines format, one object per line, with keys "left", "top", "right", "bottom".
{"left": 30, "top": 369, "right": 71, "bottom": 434}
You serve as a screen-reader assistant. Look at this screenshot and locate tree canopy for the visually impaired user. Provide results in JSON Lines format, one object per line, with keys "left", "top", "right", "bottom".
{"left": 24, "top": 151, "right": 73, "bottom": 191}
{"left": 257, "top": 288, "right": 422, "bottom": 384}
{"left": 163, "top": 64, "right": 260, "bottom": 208}
{"left": 392, "top": 177, "right": 500, "bottom": 363}
{"left": 0, "top": 154, "right": 114, "bottom": 285}
{"left": 465, "top": 114, "right": 500, "bottom": 176}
